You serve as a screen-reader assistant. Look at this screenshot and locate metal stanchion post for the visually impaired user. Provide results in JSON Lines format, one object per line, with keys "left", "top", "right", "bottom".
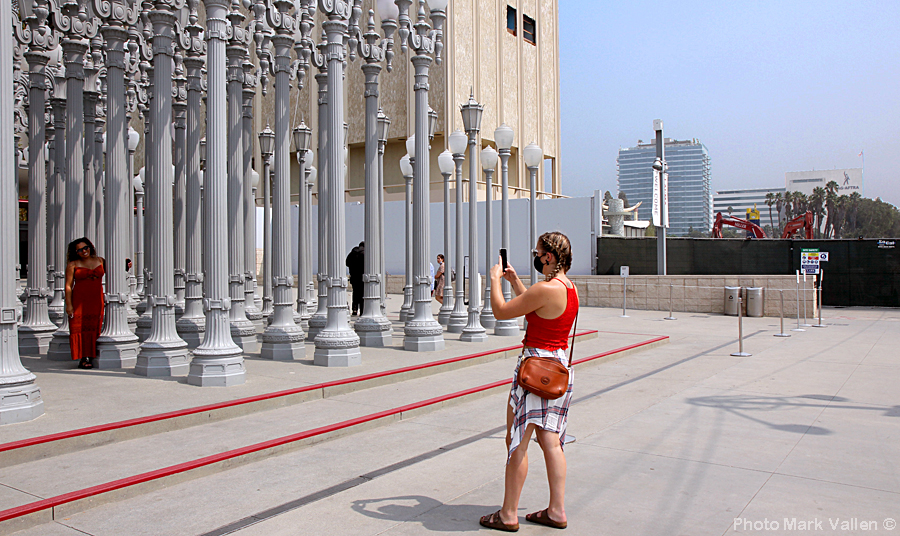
{"left": 731, "top": 293, "right": 751, "bottom": 356}
{"left": 621, "top": 277, "right": 628, "bottom": 318}
{"left": 813, "top": 271, "right": 826, "bottom": 328}
{"left": 664, "top": 283, "right": 676, "bottom": 320}
{"left": 774, "top": 290, "right": 791, "bottom": 337}
{"left": 801, "top": 272, "right": 811, "bottom": 327}
{"left": 792, "top": 270, "right": 805, "bottom": 332}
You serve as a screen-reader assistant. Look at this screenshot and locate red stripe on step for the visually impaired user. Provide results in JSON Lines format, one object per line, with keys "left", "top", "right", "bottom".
{"left": 0, "top": 334, "right": 664, "bottom": 524}
{"left": 0, "top": 331, "right": 598, "bottom": 454}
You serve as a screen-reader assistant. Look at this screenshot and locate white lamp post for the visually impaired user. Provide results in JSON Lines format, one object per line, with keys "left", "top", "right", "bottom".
{"left": 523, "top": 142, "right": 543, "bottom": 288}
{"left": 399, "top": 152, "right": 414, "bottom": 322}
{"left": 480, "top": 146, "right": 498, "bottom": 329}
{"left": 494, "top": 124, "right": 519, "bottom": 335}
{"left": 437, "top": 149, "right": 455, "bottom": 325}
{"left": 447, "top": 129, "right": 468, "bottom": 332}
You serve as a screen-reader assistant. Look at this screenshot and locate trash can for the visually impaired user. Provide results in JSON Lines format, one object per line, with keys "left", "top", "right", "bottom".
{"left": 746, "top": 287, "right": 764, "bottom": 317}
{"left": 724, "top": 286, "right": 740, "bottom": 316}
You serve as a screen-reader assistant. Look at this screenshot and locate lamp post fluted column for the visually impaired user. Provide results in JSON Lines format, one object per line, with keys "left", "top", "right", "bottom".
{"left": 305, "top": 172, "right": 315, "bottom": 312}
{"left": 480, "top": 147, "right": 498, "bottom": 329}
{"left": 351, "top": 8, "right": 393, "bottom": 346}
{"left": 94, "top": 1, "right": 141, "bottom": 368}
{"left": 494, "top": 124, "right": 519, "bottom": 336}
{"left": 136, "top": 0, "right": 190, "bottom": 376}
{"left": 1, "top": 0, "right": 43, "bottom": 423}
{"left": 16, "top": 5, "right": 59, "bottom": 355}
{"left": 306, "top": 71, "right": 328, "bottom": 340}
{"left": 188, "top": 0, "right": 246, "bottom": 385}
{"left": 400, "top": 0, "right": 446, "bottom": 352}
{"left": 83, "top": 48, "right": 99, "bottom": 242}
{"left": 400, "top": 156, "right": 412, "bottom": 322}
{"left": 313, "top": 1, "right": 361, "bottom": 366}
{"left": 176, "top": 5, "right": 206, "bottom": 348}
{"left": 376, "top": 109, "right": 389, "bottom": 317}
{"left": 223, "top": 2, "right": 257, "bottom": 352}
{"left": 437, "top": 151, "right": 454, "bottom": 325}
{"left": 172, "top": 53, "right": 187, "bottom": 317}
{"left": 459, "top": 94, "right": 487, "bottom": 342}
{"left": 47, "top": 88, "right": 66, "bottom": 327}
{"left": 260, "top": 138, "right": 273, "bottom": 318}
{"left": 242, "top": 59, "right": 264, "bottom": 328}
{"left": 259, "top": 1, "right": 304, "bottom": 361}
{"left": 524, "top": 142, "right": 542, "bottom": 289}
{"left": 293, "top": 133, "right": 311, "bottom": 329}
{"left": 447, "top": 138, "right": 467, "bottom": 333}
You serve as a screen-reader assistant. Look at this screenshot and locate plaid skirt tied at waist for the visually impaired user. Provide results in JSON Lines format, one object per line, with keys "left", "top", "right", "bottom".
{"left": 507, "top": 346, "right": 574, "bottom": 460}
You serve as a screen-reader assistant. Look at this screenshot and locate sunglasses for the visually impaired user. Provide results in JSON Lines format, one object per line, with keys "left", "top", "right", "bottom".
{"left": 76, "top": 246, "right": 90, "bottom": 253}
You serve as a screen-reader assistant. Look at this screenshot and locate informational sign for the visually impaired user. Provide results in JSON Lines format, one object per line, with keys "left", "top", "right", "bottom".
{"left": 651, "top": 170, "right": 668, "bottom": 228}
{"left": 620, "top": 265, "right": 629, "bottom": 278}
{"left": 800, "top": 248, "right": 820, "bottom": 275}
{"left": 819, "top": 252, "right": 829, "bottom": 262}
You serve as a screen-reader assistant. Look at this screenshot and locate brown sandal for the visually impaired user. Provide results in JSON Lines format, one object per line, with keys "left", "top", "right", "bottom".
{"left": 526, "top": 509, "right": 567, "bottom": 529}
{"left": 479, "top": 510, "right": 519, "bottom": 532}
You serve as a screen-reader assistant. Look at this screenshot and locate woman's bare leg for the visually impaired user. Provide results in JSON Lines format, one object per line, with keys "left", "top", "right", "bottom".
{"left": 535, "top": 428, "right": 567, "bottom": 523}
{"left": 501, "top": 415, "right": 535, "bottom": 524}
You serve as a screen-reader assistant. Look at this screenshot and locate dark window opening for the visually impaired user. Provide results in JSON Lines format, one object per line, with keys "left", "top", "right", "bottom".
{"left": 523, "top": 14, "right": 536, "bottom": 45}
{"left": 507, "top": 6, "right": 517, "bottom": 35}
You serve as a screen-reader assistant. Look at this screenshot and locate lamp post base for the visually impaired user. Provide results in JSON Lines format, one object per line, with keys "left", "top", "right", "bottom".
{"left": 46, "top": 329, "right": 71, "bottom": 361}
{"left": 355, "top": 317, "right": 393, "bottom": 347}
{"left": 95, "top": 336, "right": 140, "bottom": 369}
{"left": 447, "top": 312, "right": 467, "bottom": 333}
{"left": 493, "top": 319, "right": 520, "bottom": 337}
{"left": 135, "top": 344, "right": 190, "bottom": 377}
{"left": 313, "top": 346, "right": 362, "bottom": 367}
{"left": 437, "top": 306, "right": 452, "bottom": 325}
{"left": 135, "top": 314, "right": 152, "bottom": 342}
{"left": 175, "top": 317, "right": 206, "bottom": 350}
{"left": 17, "top": 327, "right": 55, "bottom": 355}
{"left": 0, "top": 384, "right": 43, "bottom": 425}
{"left": 230, "top": 321, "right": 261, "bottom": 353}
{"left": 403, "top": 320, "right": 445, "bottom": 352}
{"left": 479, "top": 311, "right": 496, "bottom": 329}
{"left": 306, "top": 314, "right": 326, "bottom": 340}
{"left": 260, "top": 326, "right": 305, "bottom": 361}
{"left": 187, "top": 350, "right": 246, "bottom": 386}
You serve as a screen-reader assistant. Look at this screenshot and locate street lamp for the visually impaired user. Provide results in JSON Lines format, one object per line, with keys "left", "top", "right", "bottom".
{"left": 493, "top": 123, "right": 519, "bottom": 336}
{"left": 524, "top": 142, "right": 543, "bottom": 287}
{"left": 293, "top": 122, "right": 312, "bottom": 329}
{"left": 376, "top": 108, "right": 391, "bottom": 316}
{"left": 437, "top": 149, "right": 455, "bottom": 325}
{"left": 258, "top": 126, "right": 274, "bottom": 320}
{"left": 400, "top": 153, "right": 414, "bottom": 322}
{"left": 459, "top": 93, "right": 487, "bottom": 342}
{"left": 480, "top": 146, "right": 498, "bottom": 329}
{"left": 447, "top": 129, "right": 468, "bottom": 333}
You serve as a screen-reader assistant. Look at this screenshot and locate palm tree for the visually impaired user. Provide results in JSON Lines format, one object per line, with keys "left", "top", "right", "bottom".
{"left": 823, "top": 181, "right": 839, "bottom": 238}
{"left": 783, "top": 191, "right": 793, "bottom": 227}
{"left": 810, "top": 187, "right": 826, "bottom": 238}
{"left": 764, "top": 192, "right": 776, "bottom": 231}
{"left": 774, "top": 192, "right": 784, "bottom": 234}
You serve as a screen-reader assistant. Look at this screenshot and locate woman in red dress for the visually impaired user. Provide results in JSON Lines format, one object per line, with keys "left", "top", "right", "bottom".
{"left": 65, "top": 237, "right": 105, "bottom": 369}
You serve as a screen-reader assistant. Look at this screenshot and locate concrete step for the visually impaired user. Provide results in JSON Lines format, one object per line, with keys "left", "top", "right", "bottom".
{"left": 0, "top": 332, "right": 667, "bottom": 534}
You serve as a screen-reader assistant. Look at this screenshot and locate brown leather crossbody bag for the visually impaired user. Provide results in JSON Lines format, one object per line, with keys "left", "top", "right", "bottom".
{"left": 517, "top": 312, "right": 578, "bottom": 400}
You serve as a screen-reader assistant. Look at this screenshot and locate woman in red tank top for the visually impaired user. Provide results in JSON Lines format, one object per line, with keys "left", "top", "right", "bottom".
{"left": 65, "top": 238, "right": 106, "bottom": 369}
{"left": 479, "top": 231, "right": 577, "bottom": 532}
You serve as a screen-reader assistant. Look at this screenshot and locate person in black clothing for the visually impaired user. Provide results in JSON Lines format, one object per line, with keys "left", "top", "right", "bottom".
{"left": 346, "top": 241, "right": 365, "bottom": 315}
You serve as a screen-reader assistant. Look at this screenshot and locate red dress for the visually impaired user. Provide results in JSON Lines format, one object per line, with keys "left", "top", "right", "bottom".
{"left": 70, "top": 264, "right": 105, "bottom": 361}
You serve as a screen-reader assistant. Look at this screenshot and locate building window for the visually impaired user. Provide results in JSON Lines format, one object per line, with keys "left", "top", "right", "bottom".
{"left": 507, "top": 6, "right": 517, "bottom": 36}
{"left": 523, "top": 14, "right": 536, "bottom": 45}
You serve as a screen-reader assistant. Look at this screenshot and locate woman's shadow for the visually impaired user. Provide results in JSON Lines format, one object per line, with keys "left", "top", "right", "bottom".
{"left": 351, "top": 495, "right": 491, "bottom": 533}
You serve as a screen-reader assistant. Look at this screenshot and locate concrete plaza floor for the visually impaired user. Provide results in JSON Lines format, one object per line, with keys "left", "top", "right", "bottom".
{"left": 3, "top": 299, "right": 899, "bottom": 535}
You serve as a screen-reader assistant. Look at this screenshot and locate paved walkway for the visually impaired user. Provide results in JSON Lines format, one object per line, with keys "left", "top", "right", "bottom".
{"left": 3, "top": 301, "right": 899, "bottom": 535}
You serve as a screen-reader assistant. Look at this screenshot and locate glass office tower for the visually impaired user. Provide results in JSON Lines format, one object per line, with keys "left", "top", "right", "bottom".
{"left": 617, "top": 138, "right": 712, "bottom": 236}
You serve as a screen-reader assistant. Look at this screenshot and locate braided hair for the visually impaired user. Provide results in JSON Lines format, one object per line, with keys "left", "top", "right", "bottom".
{"left": 538, "top": 231, "right": 572, "bottom": 282}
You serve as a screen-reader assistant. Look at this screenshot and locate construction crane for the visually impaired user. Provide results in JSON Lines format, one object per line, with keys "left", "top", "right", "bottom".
{"left": 781, "top": 211, "right": 815, "bottom": 239}
{"left": 711, "top": 212, "right": 767, "bottom": 239}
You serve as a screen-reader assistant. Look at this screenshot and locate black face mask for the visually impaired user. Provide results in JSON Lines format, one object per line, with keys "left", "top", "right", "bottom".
{"left": 533, "top": 254, "right": 545, "bottom": 275}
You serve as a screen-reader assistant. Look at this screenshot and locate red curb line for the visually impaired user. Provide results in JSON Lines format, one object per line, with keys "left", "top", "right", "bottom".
{"left": 0, "top": 330, "right": 599, "bottom": 454}
{"left": 0, "top": 334, "right": 666, "bottom": 524}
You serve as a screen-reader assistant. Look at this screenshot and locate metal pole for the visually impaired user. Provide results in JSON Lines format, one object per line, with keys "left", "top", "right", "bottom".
{"left": 400, "top": 167, "right": 413, "bottom": 322}
{"left": 187, "top": 0, "right": 246, "bottom": 386}
{"left": 655, "top": 120, "right": 666, "bottom": 275}
{"left": 813, "top": 271, "right": 826, "bottom": 328}
{"left": 731, "top": 293, "right": 751, "bottom": 356}
{"left": 774, "top": 290, "right": 791, "bottom": 337}
{"left": 460, "top": 102, "right": 488, "bottom": 343}
{"left": 494, "top": 138, "right": 518, "bottom": 336}
{"left": 621, "top": 278, "right": 628, "bottom": 318}
{"left": 664, "top": 283, "right": 676, "bottom": 320}
{"left": 480, "top": 166, "right": 495, "bottom": 328}
{"left": 801, "top": 272, "right": 810, "bottom": 327}
{"left": 792, "top": 270, "right": 804, "bottom": 332}
{"left": 448, "top": 152, "right": 467, "bottom": 333}
{"left": 307, "top": 72, "right": 328, "bottom": 340}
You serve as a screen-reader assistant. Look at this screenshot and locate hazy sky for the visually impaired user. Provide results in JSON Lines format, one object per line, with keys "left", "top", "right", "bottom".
{"left": 558, "top": 1, "right": 900, "bottom": 207}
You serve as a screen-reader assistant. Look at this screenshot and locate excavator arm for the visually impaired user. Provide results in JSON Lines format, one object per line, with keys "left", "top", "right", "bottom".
{"left": 781, "top": 211, "right": 814, "bottom": 239}
{"left": 711, "top": 212, "right": 767, "bottom": 238}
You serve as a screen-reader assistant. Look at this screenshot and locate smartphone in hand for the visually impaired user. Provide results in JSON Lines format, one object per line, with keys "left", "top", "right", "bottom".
{"left": 500, "top": 248, "right": 508, "bottom": 272}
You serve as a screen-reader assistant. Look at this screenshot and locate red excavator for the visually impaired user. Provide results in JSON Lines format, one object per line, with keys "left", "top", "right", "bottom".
{"left": 780, "top": 211, "right": 815, "bottom": 239}
{"left": 711, "top": 212, "right": 767, "bottom": 238}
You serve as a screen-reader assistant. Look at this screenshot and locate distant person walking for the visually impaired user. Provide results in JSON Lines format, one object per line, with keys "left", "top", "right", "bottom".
{"left": 480, "top": 231, "right": 578, "bottom": 532}
{"left": 65, "top": 237, "right": 106, "bottom": 369}
{"left": 434, "top": 254, "right": 445, "bottom": 304}
{"left": 346, "top": 241, "right": 365, "bottom": 316}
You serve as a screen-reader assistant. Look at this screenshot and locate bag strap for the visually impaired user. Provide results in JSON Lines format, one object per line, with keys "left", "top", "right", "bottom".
{"left": 569, "top": 310, "right": 578, "bottom": 362}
